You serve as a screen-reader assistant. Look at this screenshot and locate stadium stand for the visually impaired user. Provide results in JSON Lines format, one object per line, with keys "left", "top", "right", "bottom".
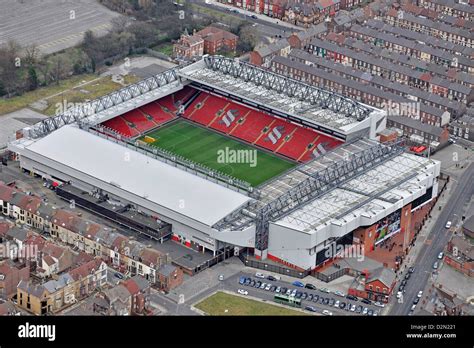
{"left": 255, "top": 119, "right": 297, "bottom": 151}
{"left": 121, "top": 109, "right": 156, "bottom": 133}
{"left": 140, "top": 102, "right": 176, "bottom": 125}
{"left": 101, "top": 116, "right": 140, "bottom": 137}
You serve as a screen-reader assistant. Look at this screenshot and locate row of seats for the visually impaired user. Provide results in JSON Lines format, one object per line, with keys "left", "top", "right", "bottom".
{"left": 101, "top": 87, "right": 198, "bottom": 137}
{"left": 182, "top": 90, "right": 343, "bottom": 162}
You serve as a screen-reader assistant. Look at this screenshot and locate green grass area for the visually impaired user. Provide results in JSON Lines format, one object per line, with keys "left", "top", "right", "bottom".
{"left": 0, "top": 74, "right": 140, "bottom": 116}
{"left": 140, "top": 119, "right": 296, "bottom": 186}
{"left": 41, "top": 74, "right": 140, "bottom": 116}
{"left": 152, "top": 43, "right": 174, "bottom": 57}
{"left": 195, "top": 292, "right": 307, "bottom": 316}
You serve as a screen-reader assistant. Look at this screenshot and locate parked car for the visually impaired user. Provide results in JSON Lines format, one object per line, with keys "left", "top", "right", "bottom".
{"left": 405, "top": 273, "right": 411, "bottom": 280}
{"left": 259, "top": 282, "right": 266, "bottom": 289}
{"left": 281, "top": 287, "right": 287, "bottom": 294}
{"left": 275, "top": 286, "right": 281, "bottom": 293}
{"left": 255, "top": 272, "right": 265, "bottom": 279}
{"left": 313, "top": 294, "right": 319, "bottom": 303}
{"left": 286, "top": 289, "right": 292, "bottom": 296}
{"left": 433, "top": 261, "right": 439, "bottom": 270}
{"left": 251, "top": 14, "right": 258, "bottom": 19}
{"left": 250, "top": 280, "right": 256, "bottom": 287}
{"left": 417, "top": 290, "right": 423, "bottom": 298}
{"left": 237, "top": 289, "right": 248, "bottom": 295}
{"left": 367, "top": 309, "right": 374, "bottom": 316}
{"left": 319, "top": 297, "right": 325, "bottom": 304}
{"left": 339, "top": 302, "right": 346, "bottom": 309}
{"left": 374, "top": 302, "right": 385, "bottom": 308}
{"left": 270, "top": 286, "right": 276, "bottom": 292}
{"left": 114, "top": 272, "right": 124, "bottom": 279}
{"left": 411, "top": 304, "right": 417, "bottom": 311}
{"left": 355, "top": 305, "right": 362, "bottom": 313}
{"left": 218, "top": 274, "right": 224, "bottom": 281}
{"left": 334, "top": 290, "right": 345, "bottom": 297}
{"left": 401, "top": 279, "right": 407, "bottom": 286}
{"left": 445, "top": 221, "right": 452, "bottom": 229}
{"left": 413, "top": 297, "right": 420, "bottom": 304}
{"left": 322, "top": 310, "right": 333, "bottom": 316}
{"left": 350, "top": 304, "right": 356, "bottom": 312}
{"left": 308, "top": 294, "right": 313, "bottom": 301}
{"left": 265, "top": 284, "right": 271, "bottom": 291}
{"left": 319, "top": 287, "right": 331, "bottom": 293}
{"left": 362, "top": 307, "right": 368, "bottom": 315}
{"left": 292, "top": 281, "right": 304, "bottom": 287}
{"left": 305, "top": 305, "right": 317, "bottom": 312}
{"left": 301, "top": 292, "right": 308, "bottom": 300}
{"left": 396, "top": 291, "right": 403, "bottom": 299}
{"left": 408, "top": 267, "right": 415, "bottom": 273}
{"left": 305, "top": 283, "right": 317, "bottom": 290}
{"left": 255, "top": 281, "right": 261, "bottom": 288}
{"left": 334, "top": 300, "right": 340, "bottom": 308}
{"left": 244, "top": 278, "right": 251, "bottom": 286}
{"left": 324, "top": 298, "right": 330, "bottom": 305}
{"left": 291, "top": 289, "right": 297, "bottom": 296}
{"left": 438, "top": 252, "right": 444, "bottom": 259}
{"left": 295, "top": 292, "right": 303, "bottom": 299}
{"left": 361, "top": 298, "right": 371, "bottom": 305}
{"left": 267, "top": 275, "right": 277, "bottom": 281}
{"left": 399, "top": 285, "right": 405, "bottom": 293}
{"left": 329, "top": 298, "right": 335, "bottom": 306}
{"left": 239, "top": 276, "right": 246, "bottom": 285}
{"left": 346, "top": 295, "right": 358, "bottom": 301}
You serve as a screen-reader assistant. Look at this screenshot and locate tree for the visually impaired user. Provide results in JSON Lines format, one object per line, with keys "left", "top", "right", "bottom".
{"left": 27, "top": 66, "right": 39, "bottom": 91}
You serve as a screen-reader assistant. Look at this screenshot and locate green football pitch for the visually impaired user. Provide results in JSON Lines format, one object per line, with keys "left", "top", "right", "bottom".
{"left": 140, "top": 120, "right": 296, "bottom": 186}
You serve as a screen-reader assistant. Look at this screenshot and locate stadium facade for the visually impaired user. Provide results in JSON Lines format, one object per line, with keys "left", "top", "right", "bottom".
{"left": 8, "top": 56, "right": 440, "bottom": 272}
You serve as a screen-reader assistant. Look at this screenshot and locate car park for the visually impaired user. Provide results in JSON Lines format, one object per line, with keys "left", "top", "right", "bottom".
{"left": 417, "top": 291, "right": 423, "bottom": 298}
{"left": 305, "top": 305, "right": 317, "bottom": 312}
{"left": 319, "top": 288, "right": 331, "bottom": 293}
{"left": 267, "top": 275, "right": 276, "bottom": 281}
{"left": 334, "top": 291, "right": 345, "bottom": 297}
{"left": 237, "top": 289, "right": 248, "bottom": 295}
{"left": 374, "top": 302, "right": 385, "bottom": 308}
{"left": 361, "top": 298, "right": 371, "bottom": 305}
{"left": 322, "top": 310, "right": 333, "bottom": 316}
{"left": 293, "top": 281, "right": 304, "bottom": 287}
{"left": 305, "top": 283, "right": 317, "bottom": 290}
{"left": 438, "top": 252, "right": 444, "bottom": 259}
{"left": 255, "top": 272, "right": 265, "bottom": 279}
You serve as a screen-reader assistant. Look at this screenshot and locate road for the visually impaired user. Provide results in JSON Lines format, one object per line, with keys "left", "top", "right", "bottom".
{"left": 390, "top": 163, "right": 474, "bottom": 315}
{"left": 188, "top": 0, "right": 301, "bottom": 32}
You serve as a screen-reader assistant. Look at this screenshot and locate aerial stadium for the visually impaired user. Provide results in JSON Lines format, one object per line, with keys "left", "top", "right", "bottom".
{"left": 8, "top": 55, "right": 440, "bottom": 273}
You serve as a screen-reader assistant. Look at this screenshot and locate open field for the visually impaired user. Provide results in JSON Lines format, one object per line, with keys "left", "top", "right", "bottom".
{"left": 195, "top": 292, "right": 307, "bottom": 316}
{"left": 141, "top": 119, "right": 296, "bottom": 186}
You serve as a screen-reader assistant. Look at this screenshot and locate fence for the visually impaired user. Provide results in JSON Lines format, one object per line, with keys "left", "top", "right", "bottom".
{"left": 238, "top": 252, "right": 311, "bottom": 279}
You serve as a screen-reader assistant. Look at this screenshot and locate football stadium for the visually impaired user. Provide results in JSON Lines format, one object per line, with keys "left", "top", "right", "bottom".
{"left": 8, "top": 55, "right": 441, "bottom": 273}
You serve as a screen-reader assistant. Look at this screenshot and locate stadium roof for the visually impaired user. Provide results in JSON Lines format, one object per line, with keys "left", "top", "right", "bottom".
{"left": 178, "top": 56, "right": 374, "bottom": 133}
{"left": 20, "top": 125, "right": 251, "bottom": 226}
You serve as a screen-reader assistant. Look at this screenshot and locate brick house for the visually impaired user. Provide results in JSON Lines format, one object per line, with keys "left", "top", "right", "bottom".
{"left": 173, "top": 31, "right": 204, "bottom": 59}
{"left": 0, "top": 260, "right": 29, "bottom": 300}
{"left": 195, "top": 26, "right": 239, "bottom": 55}
{"left": 156, "top": 264, "right": 183, "bottom": 293}
{"left": 444, "top": 235, "right": 473, "bottom": 277}
{"left": 122, "top": 275, "right": 151, "bottom": 315}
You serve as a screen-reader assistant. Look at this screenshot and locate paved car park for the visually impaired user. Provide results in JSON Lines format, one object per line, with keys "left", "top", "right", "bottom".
{"left": 227, "top": 271, "right": 382, "bottom": 316}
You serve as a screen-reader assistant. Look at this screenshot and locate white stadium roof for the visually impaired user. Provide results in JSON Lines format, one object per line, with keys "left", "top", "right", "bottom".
{"left": 21, "top": 125, "right": 251, "bottom": 226}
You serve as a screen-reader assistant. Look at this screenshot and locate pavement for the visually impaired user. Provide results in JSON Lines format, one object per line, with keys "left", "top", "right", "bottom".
{"left": 0, "top": 109, "right": 48, "bottom": 150}
{"left": 388, "top": 162, "right": 474, "bottom": 315}
{"left": 0, "top": 0, "right": 120, "bottom": 55}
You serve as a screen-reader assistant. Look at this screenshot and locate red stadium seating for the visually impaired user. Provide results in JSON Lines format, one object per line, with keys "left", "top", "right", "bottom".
{"left": 156, "top": 95, "right": 177, "bottom": 112}
{"left": 231, "top": 111, "right": 274, "bottom": 143}
{"left": 173, "top": 86, "right": 196, "bottom": 107}
{"left": 140, "top": 102, "right": 175, "bottom": 125}
{"left": 209, "top": 102, "right": 249, "bottom": 133}
{"left": 184, "top": 93, "right": 229, "bottom": 126}
{"left": 255, "top": 119, "right": 297, "bottom": 151}
{"left": 121, "top": 109, "right": 156, "bottom": 133}
{"left": 101, "top": 116, "right": 139, "bottom": 137}
{"left": 278, "top": 127, "right": 322, "bottom": 161}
